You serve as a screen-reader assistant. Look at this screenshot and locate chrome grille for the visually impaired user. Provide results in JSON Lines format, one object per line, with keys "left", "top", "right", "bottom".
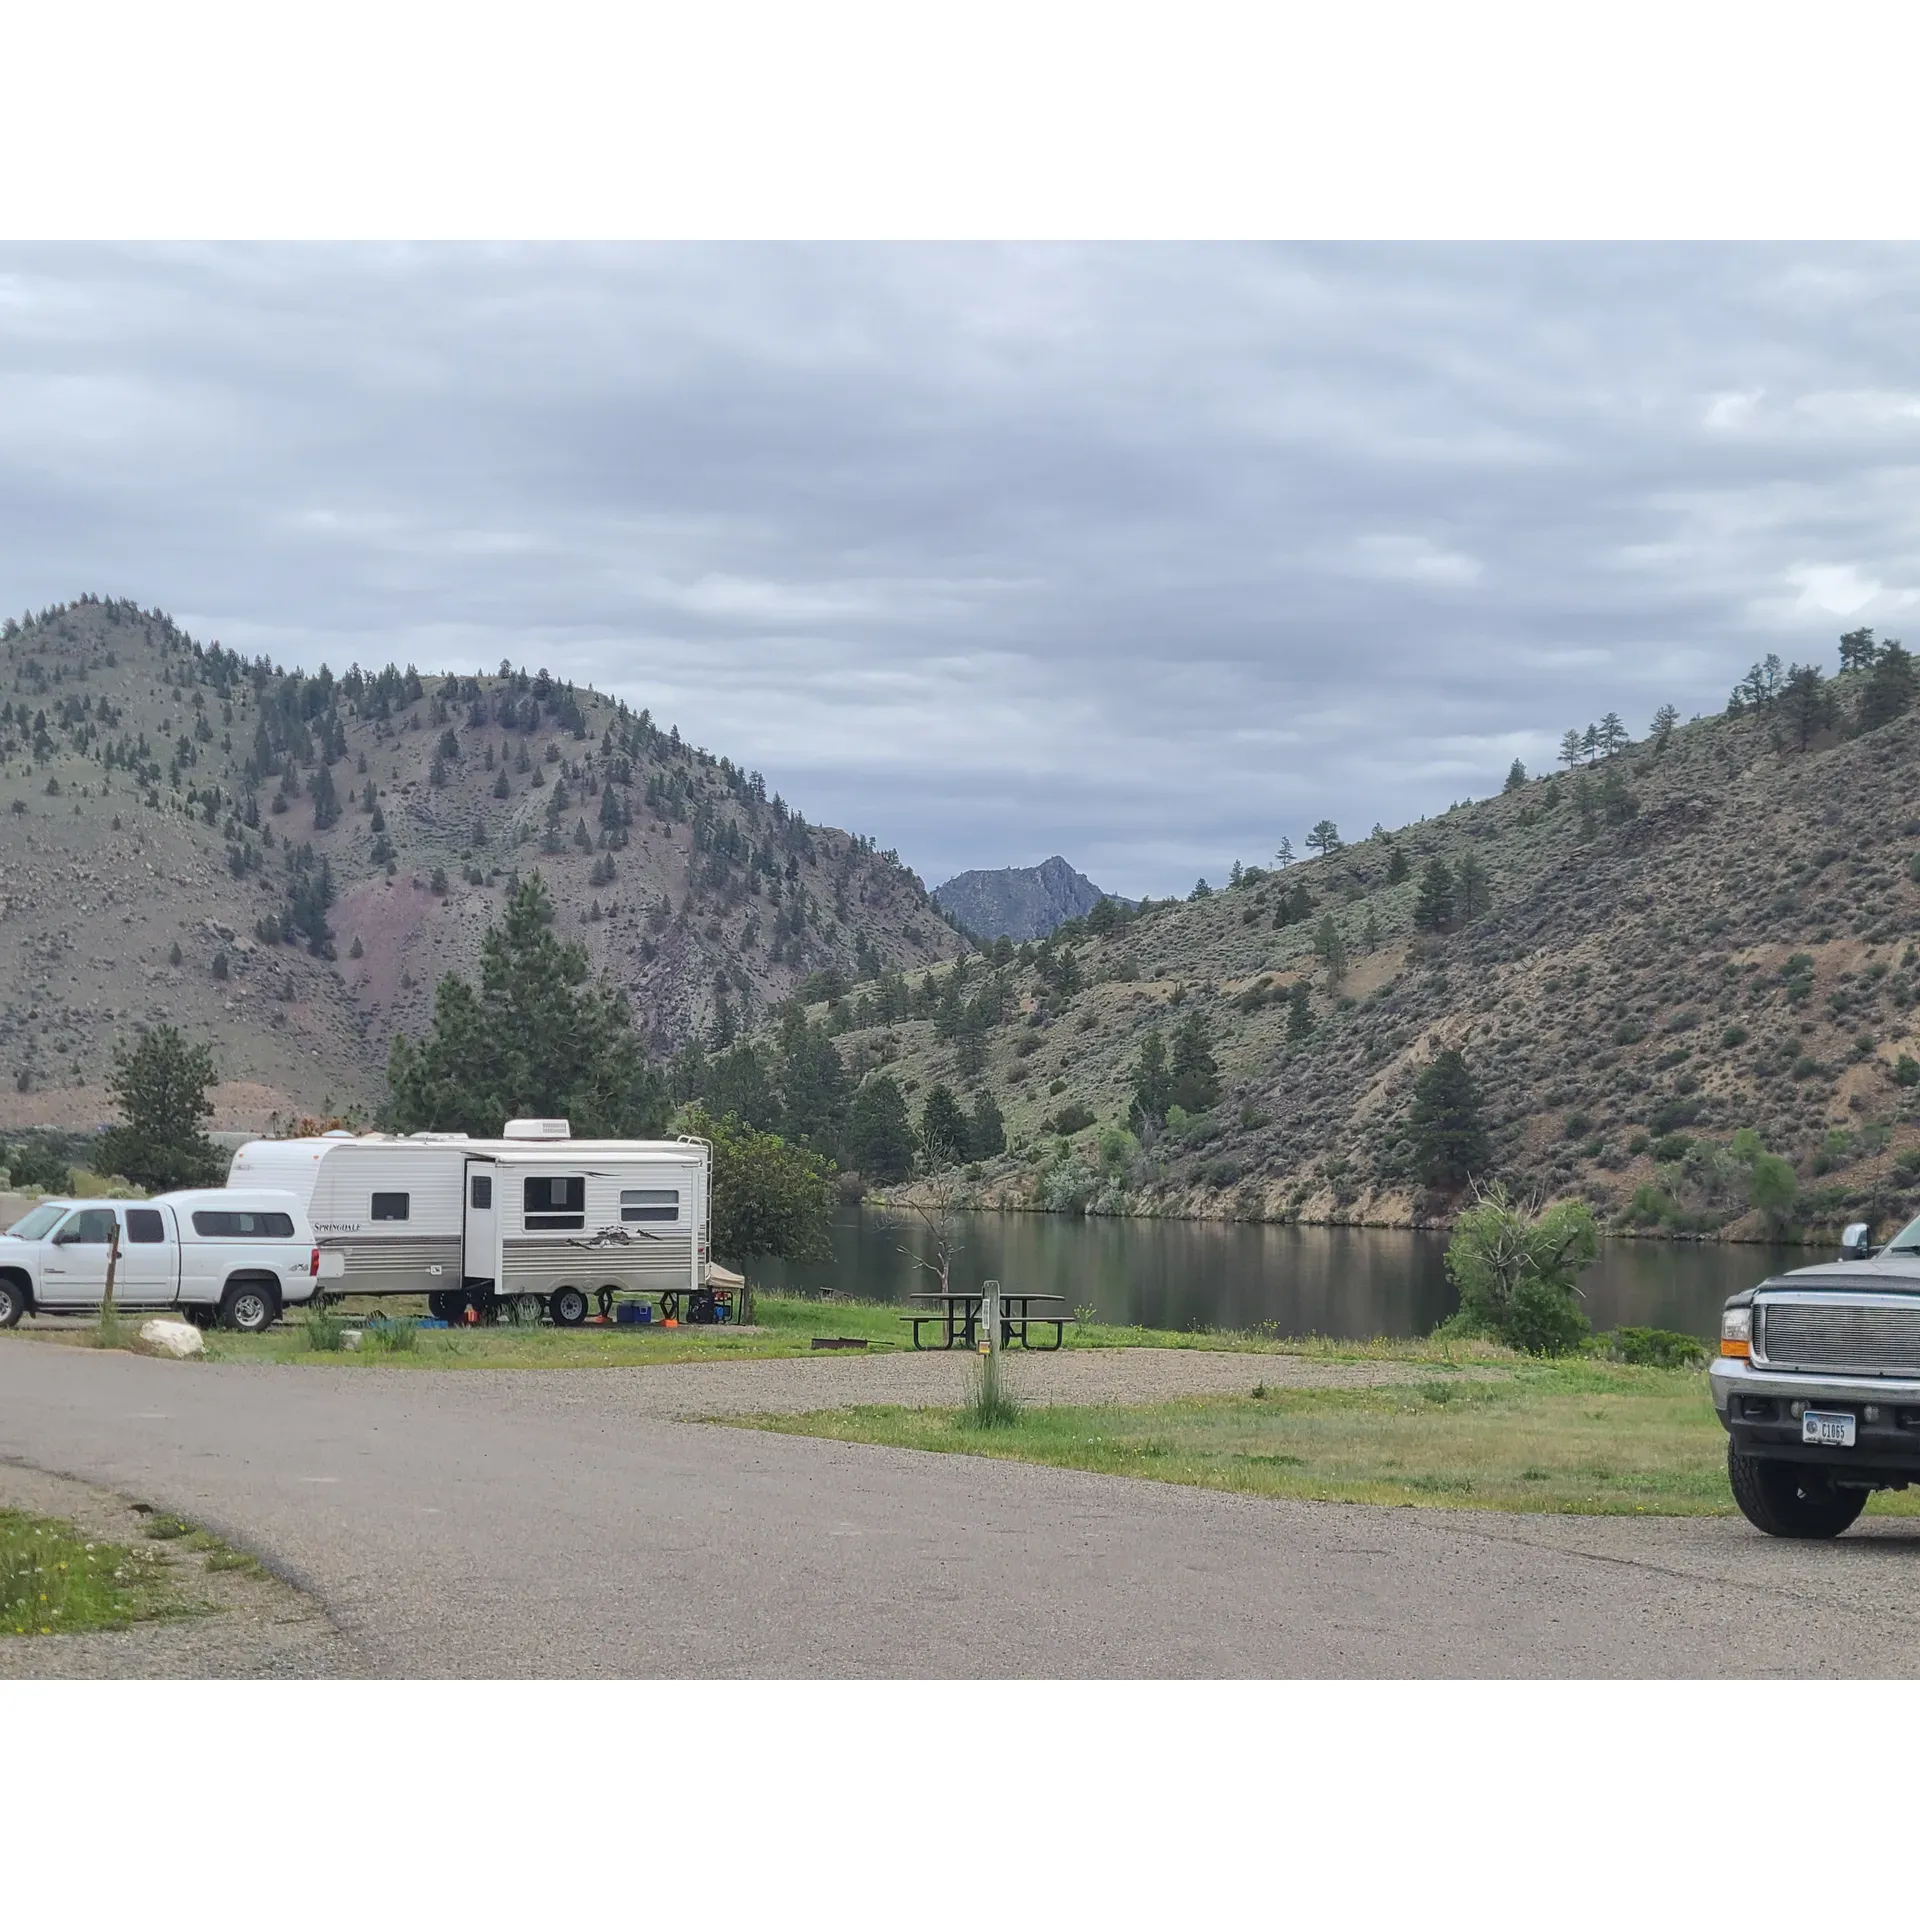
{"left": 1762, "top": 1298, "right": 1920, "bottom": 1375}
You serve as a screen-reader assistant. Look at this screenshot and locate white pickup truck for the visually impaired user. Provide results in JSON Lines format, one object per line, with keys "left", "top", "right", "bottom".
{"left": 0, "top": 1188, "right": 340, "bottom": 1332}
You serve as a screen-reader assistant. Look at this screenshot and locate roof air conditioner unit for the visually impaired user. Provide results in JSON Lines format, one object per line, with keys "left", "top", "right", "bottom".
{"left": 503, "top": 1118, "right": 572, "bottom": 1140}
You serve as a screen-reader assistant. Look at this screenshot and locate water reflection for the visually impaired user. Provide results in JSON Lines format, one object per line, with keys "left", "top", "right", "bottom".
{"left": 751, "top": 1208, "right": 1797, "bottom": 1341}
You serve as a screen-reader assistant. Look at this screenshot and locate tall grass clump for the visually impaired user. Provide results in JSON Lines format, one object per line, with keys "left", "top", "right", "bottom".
{"left": 303, "top": 1302, "right": 345, "bottom": 1351}
{"left": 958, "top": 1347, "right": 1021, "bottom": 1429}
{"left": 91, "top": 1300, "right": 134, "bottom": 1350}
{"left": 364, "top": 1315, "right": 419, "bottom": 1353}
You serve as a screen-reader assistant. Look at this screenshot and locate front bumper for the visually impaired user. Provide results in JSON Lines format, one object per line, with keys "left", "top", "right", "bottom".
{"left": 1711, "top": 1356, "right": 1920, "bottom": 1483}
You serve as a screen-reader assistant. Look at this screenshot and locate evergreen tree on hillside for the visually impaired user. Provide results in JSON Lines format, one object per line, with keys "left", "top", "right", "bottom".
{"left": 1504, "top": 759, "right": 1527, "bottom": 792}
{"left": 920, "top": 1082, "right": 971, "bottom": 1168}
{"left": 1408, "top": 1048, "right": 1490, "bottom": 1190}
{"left": 1129, "top": 1032, "right": 1174, "bottom": 1128}
{"left": 1778, "top": 662, "right": 1835, "bottom": 750}
{"left": 1456, "top": 852, "right": 1490, "bottom": 924}
{"left": 967, "top": 1088, "right": 1007, "bottom": 1160}
{"left": 93, "top": 1025, "right": 226, "bottom": 1193}
{"left": 846, "top": 1074, "right": 915, "bottom": 1183}
{"left": 1385, "top": 844, "right": 1410, "bottom": 884}
{"left": 1305, "top": 819, "right": 1342, "bottom": 858}
{"left": 388, "top": 877, "right": 666, "bottom": 1137}
{"left": 777, "top": 1008, "right": 850, "bottom": 1160}
{"left": 1861, "top": 640, "right": 1917, "bottom": 731}
{"left": 1558, "top": 728, "right": 1584, "bottom": 770}
{"left": 1838, "top": 626, "right": 1878, "bottom": 673}
{"left": 1412, "top": 857, "right": 1456, "bottom": 934}
{"left": 1285, "top": 978, "right": 1314, "bottom": 1043}
{"left": 1169, "top": 1011, "right": 1221, "bottom": 1111}
{"left": 309, "top": 761, "right": 340, "bottom": 830}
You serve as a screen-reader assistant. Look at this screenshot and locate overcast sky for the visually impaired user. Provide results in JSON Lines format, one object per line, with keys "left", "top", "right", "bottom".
{"left": 5, "top": 243, "right": 1918, "bottom": 897}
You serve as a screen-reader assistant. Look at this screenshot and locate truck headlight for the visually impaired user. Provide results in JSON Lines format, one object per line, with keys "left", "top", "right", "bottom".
{"left": 1720, "top": 1307, "right": 1752, "bottom": 1359}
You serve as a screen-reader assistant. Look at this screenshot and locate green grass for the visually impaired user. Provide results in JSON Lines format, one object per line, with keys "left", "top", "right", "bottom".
{"left": 1, "top": 1509, "right": 200, "bottom": 1637}
{"left": 183, "top": 1292, "right": 1518, "bottom": 1370}
{"left": 734, "top": 1358, "right": 1920, "bottom": 1519}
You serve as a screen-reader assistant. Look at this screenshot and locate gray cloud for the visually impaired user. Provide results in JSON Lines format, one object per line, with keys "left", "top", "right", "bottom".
{"left": 5, "top": 243, "right": 1920, "bottom": 896}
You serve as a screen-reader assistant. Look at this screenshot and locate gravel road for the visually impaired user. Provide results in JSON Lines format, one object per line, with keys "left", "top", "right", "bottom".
{"left": 5, "top": 1340, "right": 1919, "bottom": 1677}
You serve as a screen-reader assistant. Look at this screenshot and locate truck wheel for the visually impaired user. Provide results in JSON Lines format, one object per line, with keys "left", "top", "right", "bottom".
{"left": 0, "top": 1277, "right": 28, "bottom": 1330}
{"left": 550, "top": 1286, "right": 589, "bottom": 1329}
{"left": 219, "top": 1280, "right": 279, "bottom": 1334}
{"left": 1728, "top": 1442, "right": 1870, "bottom": 1539}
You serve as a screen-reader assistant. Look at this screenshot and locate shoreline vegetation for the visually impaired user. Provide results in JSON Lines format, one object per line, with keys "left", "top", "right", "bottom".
{"left": 853, "top": 1187, "right": 1855, "bottom": 1248}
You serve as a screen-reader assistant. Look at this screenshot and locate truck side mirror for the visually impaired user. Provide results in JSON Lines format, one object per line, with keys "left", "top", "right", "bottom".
{"left": 1841, "top": 1222, "right": 1872, "bottom": 1260}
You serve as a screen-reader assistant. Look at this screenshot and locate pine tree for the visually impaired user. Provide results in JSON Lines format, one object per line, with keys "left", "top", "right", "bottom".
{"left": 93, "top": 1026, "right": 224, "bottom": 1191}
{"left": 966, "top": 1088, "right": 1007, "bottom": 1160}
{"left": 920, "top": 1082, "right": 971, "bottom": 1168}
{"left": 1597, "top": 712, "right": 1629, "bottom": 757}
{"left": 1313, "top": 912, "right": 1348, "bottom": 985}
{"left": 1838, "top": 626, "right": 1879, "bottom": 673}
{"left": 1456, "top": 853, "right": 1490, "bottom": 923}
{"left": 1779, "top": 662, "right": 1834, "bottom": 750}
{"left": 1412, "top": 857, "right": 1456, "bottom": 934}
{"left": 1558, "top": 728, "right": 1584, "bottom": 770}
{"left": 1861, "top": 640, "right": 1916, "bottom": 731}
{"left": 1169, "top": 1010, "right": 1220, "bottom": 1111}
{"left": 1274, "top": 836, "right": 1294, "bottom": 869}
{"left": 1285, "top": 979, "right": 1314, "bottom": 1043}
{"left": 846, "top": 1074, "right": 915, "bottom": 1182}
{"left": 1408, "top": 1047, "right": 1490, "bottom": 1190}
{"left": 1305, "top": 819, "right": 1342, "bottom": 858}
{"left": 1504, "top": 759, "right": 1527, "bottom": 792}
{"left": 1129, "top": 1032, "right": 1174, "bottom": 1127}
{"left": 1385, "top": 844, "right": 1410, "bottom": 884}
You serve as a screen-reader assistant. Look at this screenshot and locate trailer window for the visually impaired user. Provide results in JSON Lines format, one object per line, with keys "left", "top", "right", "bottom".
{"left": 371, "top": 1192, "right": 411, "bottom": 1222}
{"left": 124, "top": 1209, "right": 166, "bottom": 1245}
{"left": 470, "top": 1176, "right": 492, "bottom": 1209}
{"left": 191, "top": 1211, "right": 295, "bottom": 1239}
{"left": 523, "top": 1176, "right": 585, "bottom": 1230}
{"left": 621, "top": 1189, "right": 679, "bottom": 1222}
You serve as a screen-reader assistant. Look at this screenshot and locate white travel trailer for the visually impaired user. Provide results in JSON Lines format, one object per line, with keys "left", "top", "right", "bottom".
{"left": 228, "top": 1120, "right": 712, "bottom": 1327}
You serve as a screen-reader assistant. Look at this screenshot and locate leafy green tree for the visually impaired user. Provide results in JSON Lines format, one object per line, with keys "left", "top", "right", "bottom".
{"left": 1305, "top": 819, "right": 1341, "bottom": 858}
{"left": 1504, "top": 759, "right": 1527, "bottom": 792}
{"left": 388, "top": 876, "right": 667, "bottom": 1136}
{"left": 1408, "top": 1048, "right": 1490, "bottom": 1189}
{"left": 846, "top": 1073, "right": 915, "bottom": 1183}
{"left": 1748, "top": 1151, "right": 1797, "bottom": 1222}
{"left": 1169, "top": 1010, "right": 1220, "bottom": 1111}
{"left": 1861, "top": 640, "right": 1916, "bottom": 731}
{"left": 681, "top": 1104, "right": 833, "bottom": 1263}
{"left": 1129, "top": 1032, "right": 1174, "bottom": 1128}
{"left": 93, "top": 1025, "right": 225, "bottom": 1192}
{"left": 966, "top": 1088, "right": 1007, "bottom": 1160}
{"left": 1443, "top": 1182, "right": 1595, "bottom": 1354}
{"left": 920, "top": 1082, "right": 971, "bottom": 1168}
{"left": 1412, "top": 857, "right": 1456, "bottom": 934}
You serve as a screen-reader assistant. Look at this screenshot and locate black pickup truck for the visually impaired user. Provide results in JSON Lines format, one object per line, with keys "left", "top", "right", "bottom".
{"left": 1713, "top": 1218, "right": 1920, "bottom": 1537}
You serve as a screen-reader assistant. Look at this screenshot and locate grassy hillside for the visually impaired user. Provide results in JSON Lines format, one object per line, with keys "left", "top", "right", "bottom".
{"left": 0, "top": 597, "right": 961, "bottom": 1130}
{"left": 811, "top": 651, "right": 1920, "bottom": 1239}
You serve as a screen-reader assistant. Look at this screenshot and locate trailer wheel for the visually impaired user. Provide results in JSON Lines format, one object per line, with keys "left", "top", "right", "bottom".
{"left": 550, "top": 1286, "right": 589, "bottom": 1329}
{"left": 219, "top": 1279, "right": 279, "bottom": 1333}
{"left": 428, "top": 1290, "right": 460, "bottom": 1321}
{"left": 0, "top": 1276, "right": 28, "bottom": 1330}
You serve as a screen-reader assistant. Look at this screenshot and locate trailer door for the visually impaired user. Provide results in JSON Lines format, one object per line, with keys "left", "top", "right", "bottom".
{"left": 462, "top": 1161, "right": 499, "bottom": 1287}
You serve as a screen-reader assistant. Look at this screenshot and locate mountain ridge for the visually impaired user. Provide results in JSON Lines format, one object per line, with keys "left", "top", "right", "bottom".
{"left": 933, "top": 854, "right": 1120, "bottom": 941}
{"left": 0, "top": 596, "right": 963, "bottom": 1132}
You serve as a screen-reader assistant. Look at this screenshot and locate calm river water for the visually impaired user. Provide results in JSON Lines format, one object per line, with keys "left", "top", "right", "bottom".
{"left": 751, "top": 1208, "right": 1801, "bottom": 1342}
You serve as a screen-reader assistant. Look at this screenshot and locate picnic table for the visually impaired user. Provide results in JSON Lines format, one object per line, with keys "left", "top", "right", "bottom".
{"left": 903, "top": 1291, "right": 1069, "bottom": 1351}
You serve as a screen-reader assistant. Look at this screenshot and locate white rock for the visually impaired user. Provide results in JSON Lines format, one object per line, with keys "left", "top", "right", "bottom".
{"left": 138, "top": 1319, "right": 205, "bottom": 1359}
{"left": 339, "top": 1329, "right": 363, "bottom": 1350}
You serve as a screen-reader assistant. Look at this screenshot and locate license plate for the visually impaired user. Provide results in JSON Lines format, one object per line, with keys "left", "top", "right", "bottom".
{"left": 1803, "top": 1410, "right": 1857, "bottom": 1448}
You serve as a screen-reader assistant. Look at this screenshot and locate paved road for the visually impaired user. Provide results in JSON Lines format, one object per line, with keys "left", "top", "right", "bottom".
{"left": 5, "top": 1341, "right": 1920, "bottom": 1677}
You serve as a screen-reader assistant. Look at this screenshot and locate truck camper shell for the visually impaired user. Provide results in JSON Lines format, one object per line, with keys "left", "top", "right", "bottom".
{"left": 227, "top": 1124, "right": 711, "bottom": 1315}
